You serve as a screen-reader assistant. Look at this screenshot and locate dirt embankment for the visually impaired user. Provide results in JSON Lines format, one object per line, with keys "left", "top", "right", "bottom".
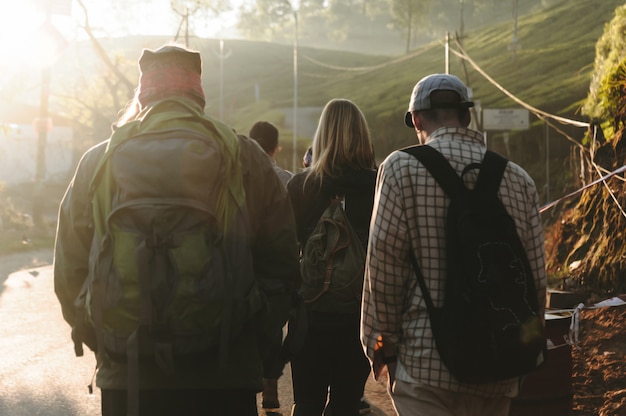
{"left": 572, "top": 304, "right": 626, "bottom": 415}
{"left": 543, "top": 129, "right": 626, "bottom": 415}
{"left": 544, "top": 130, "right": 626, "bottom": 296}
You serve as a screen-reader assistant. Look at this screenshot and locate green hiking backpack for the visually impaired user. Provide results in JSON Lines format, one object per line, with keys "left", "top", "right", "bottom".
{"left": 300, "top": 196, "right": 366, "bottom": 314}
{"left": 83, "top": 106, "right": 265, "bottom": 378}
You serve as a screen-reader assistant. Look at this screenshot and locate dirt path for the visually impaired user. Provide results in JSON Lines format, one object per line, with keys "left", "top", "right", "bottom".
{"left": 259, "top": 363, "right": 396, "bottom": 415}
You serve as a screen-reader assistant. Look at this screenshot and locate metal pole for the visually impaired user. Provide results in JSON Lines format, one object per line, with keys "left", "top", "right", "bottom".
{"left": 511, "top": 0, "right": 519, "bottom": 61}
{"left": 459, "top": 0, "right": 464, "bottom": 43}
{"left": 445, "top": 32, "right": 450, "bottom": 74}
{"left": 292, "top": 10, "right": 298, "bottom": 172}
{"left": 219, "top": 39, "right": 224, "bottom": 120}
{"left": 546, "top": 121, "right": 550, "bottom": 203}
{"left": 33, "top": 8, "right": 52, "bottom": 227}
{"left": 185, "top": 8, "right": 189, "bottom": 47}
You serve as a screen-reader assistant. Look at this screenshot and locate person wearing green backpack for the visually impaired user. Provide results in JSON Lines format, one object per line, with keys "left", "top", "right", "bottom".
{"left": 54, "top": 44, "right": 300, "bottom": 416}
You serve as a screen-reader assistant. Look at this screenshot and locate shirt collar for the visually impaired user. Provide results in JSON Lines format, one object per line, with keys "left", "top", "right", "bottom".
{"left": 425, "top": 126, "right": 484, "bottom": 146}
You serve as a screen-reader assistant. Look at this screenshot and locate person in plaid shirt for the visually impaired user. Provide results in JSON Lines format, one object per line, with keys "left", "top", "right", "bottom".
{"left": 361, "top": 74, "right": 546, "bottom": 416}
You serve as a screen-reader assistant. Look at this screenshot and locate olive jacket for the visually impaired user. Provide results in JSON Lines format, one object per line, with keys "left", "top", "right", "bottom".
{"left": 53, "top": 100, "right": 300, "bottom": 391}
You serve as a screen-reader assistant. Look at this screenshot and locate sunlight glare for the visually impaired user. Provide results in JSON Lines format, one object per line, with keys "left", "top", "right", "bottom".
{"left": 0, "top": 2, "right": 64, "bottom": 71}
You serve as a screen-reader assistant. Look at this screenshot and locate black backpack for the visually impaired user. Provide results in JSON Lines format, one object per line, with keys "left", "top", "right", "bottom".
{"left": 401, "top": 145, "right": 546, "bottom": 384}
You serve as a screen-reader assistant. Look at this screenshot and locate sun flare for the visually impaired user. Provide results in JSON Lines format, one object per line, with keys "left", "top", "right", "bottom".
{"left": 0, "top": 2, "right": 66, "bottom": 71}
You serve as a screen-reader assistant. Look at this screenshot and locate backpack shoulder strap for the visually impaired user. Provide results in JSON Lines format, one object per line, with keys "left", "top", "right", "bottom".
{"left": 401, "top": 145, "right": 461, "bottom": 314}
{"left": 474, "top": 150, "right": 508, "bottom": 196}
{"left": 400, "top": 145, "right": 466, "bottom": 200}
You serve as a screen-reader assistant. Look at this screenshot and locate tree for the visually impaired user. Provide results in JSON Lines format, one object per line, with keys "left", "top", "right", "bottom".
{"left": 75, "top": 0, "right": 135, "bottom": 97}
{"left": 171, "top": 0, "right": 232, "bottom": 46}
{"left": 388, "top": 0, "right": 431, "bottom": 53}
{"left": 324, "top": 0, "right": 388, "bottom": 44}
{"left": 237, "top": 0, "right": 296, "bottom": 42}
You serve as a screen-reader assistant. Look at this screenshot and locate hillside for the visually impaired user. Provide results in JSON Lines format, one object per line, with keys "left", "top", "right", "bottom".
{"left": 223, "top": 0, "right": 621, "bottom": 205}
{"left": 543, "top": 2, "right": 626, "bottom": 298}
{"left": 274, "top": 0, "right": 625, "bottom": 203}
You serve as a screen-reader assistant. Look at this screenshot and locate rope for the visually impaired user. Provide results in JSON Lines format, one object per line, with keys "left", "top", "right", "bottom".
{"left": 449, "top": 39, "right": 626, "bottom": 218}
{"left": 299, "top": 36, "right": 624, "bottom": 219}
{"left": 451, "top": 40, "right": 590, "bottom": 129}
{"left": 591, "top": 161, "right": 626, "bottom": 219}
{"left": 539, "top": 164, "right": 626, "bottom": 213}
{"left": 301, "top": 43, "right": 437, "bottom": 73}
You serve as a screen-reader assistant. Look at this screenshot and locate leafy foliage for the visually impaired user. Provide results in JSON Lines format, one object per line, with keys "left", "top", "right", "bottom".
{"left": 544, "top": 4, "right": 626, "bottom": 294}
{"left": 582, "top": 4, "right": 626, "bottom": 137}
{"left": 238, "top": 0, "right": 295, "bottom": 42}
{"left": 388, "top": 0, "right": 430, "bottom": 53}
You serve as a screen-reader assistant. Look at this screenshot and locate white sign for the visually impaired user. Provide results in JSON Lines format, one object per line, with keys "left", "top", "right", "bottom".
{"left": 482, "top": 108, "right": 529, "bottom": 131}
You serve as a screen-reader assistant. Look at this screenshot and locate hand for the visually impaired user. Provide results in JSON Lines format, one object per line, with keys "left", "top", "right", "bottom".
{"left": 72, "top": 322, "right": 98, "bottom": 356}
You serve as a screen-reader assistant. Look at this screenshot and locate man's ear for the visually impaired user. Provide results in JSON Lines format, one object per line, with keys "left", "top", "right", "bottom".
{"left": 412, "top": 113, "right": 423, "bottom": 132}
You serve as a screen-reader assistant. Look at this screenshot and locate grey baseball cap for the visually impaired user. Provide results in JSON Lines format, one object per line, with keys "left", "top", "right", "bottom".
{"left": 405, "top": 74, "right": 474, "bottom": 128}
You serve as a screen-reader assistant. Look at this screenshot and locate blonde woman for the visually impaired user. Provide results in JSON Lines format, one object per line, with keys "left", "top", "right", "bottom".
{"left": 287, "top": 98, "right": 376, "bottom": 416}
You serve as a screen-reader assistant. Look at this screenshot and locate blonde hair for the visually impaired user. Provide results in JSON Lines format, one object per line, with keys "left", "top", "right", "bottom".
{"left": 307, "top": 98, "right": 375, "bottom": 185}
{"left": 115, "top": 91, "right": 142, "bottom": 127}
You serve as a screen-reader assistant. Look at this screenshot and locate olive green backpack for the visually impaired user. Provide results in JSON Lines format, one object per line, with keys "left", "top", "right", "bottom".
{"left": 81, "top": 103, "right": 265, "bottom": 413}
{"left": 300, "top": 196, "right": 366, "bottom": 314}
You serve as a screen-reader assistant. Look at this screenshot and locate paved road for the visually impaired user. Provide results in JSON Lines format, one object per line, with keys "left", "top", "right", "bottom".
{"left": 0, "top": 249, "right": 396, "bottom": 416}
{"left": 0, "top": 249, "right": 101, "bottom": 415}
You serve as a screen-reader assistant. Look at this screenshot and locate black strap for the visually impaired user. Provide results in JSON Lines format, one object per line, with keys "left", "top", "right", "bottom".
{"left": 474, "top": 149, "right": 508, "bottom": 196}
{"left": 400, "top": 145, "right": 508, "bottom": 201}
{"left": 400, "top": 145, "right": 454, "bottom": 314}
{"left": 401, "top": 145, "right": 466, "bottom": 200}
{"left": 408, "top": 250, "right": 436, "bottom": 314}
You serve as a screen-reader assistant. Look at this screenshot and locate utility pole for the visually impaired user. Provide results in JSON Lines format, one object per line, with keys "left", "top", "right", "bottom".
{"left": 30, "top": 0, "right": 70, "bottom": 227}
{"left": 509, "top": 0, "right": 520, "bottom": 60}
{"left": 174, "top": 8, "right": 190, "bottom": 47}
{"left": 185, "top": 8, "right": 189, "bottom": 47}
{"left": 216, "top": 39, "right": 231, "bottom": 120}
{"left": 459, "top": 0, "right": 464, "bottom": 44}
{"left": 445, "top": 32, "right": 450, "bottom": 74}
{"left": 292, "top": 9, "right": 298, "bottom": 173}
{"left": 33, "top": 5, "right": 53, "bottom": 227}
{"left": 173, "top": 1, "right": 199, "bottom": 47}
{"left": 545, "top": 121, "right": 550, "bottom": 203}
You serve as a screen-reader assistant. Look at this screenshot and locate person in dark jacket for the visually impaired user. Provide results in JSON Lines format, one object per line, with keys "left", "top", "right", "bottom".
{"left": 249, "top": 120, "right": 294, "bottom": 188}
{"left": 287, "top": 98, "right": 376, "bottom": 416}
{"left": 53, "top": 44, "right": 300, "bottom": 416}
{"left": 248, "top": 119, "right": 292, "bottom": 410}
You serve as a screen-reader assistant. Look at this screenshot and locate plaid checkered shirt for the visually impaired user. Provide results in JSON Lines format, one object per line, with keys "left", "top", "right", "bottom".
{"left": 361, "top": 126, "right": 547, "bottom": 398}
